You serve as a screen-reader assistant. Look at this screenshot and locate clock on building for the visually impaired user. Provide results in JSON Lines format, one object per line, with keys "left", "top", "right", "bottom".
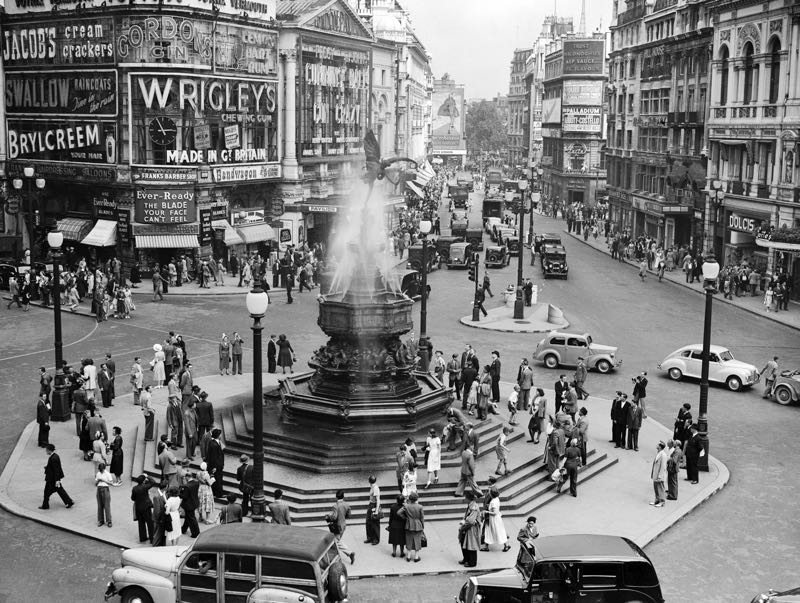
{"left": 148, "top": 116, "right": 177, "bottom": 146}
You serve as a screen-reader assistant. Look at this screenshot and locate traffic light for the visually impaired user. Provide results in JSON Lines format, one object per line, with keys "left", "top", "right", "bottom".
{"left": 468, "top": 253, "right": 478, "bottom": 281}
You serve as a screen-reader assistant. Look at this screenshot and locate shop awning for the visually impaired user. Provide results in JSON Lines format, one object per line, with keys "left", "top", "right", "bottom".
{"left": 134, "top": 234, "right": 199, "bottom": 249}
{"left": 56, "top": 218, "right": 93, "bottom": 242}
{"left": 81, "top": 220, "right": 117, "bottom": 247}
{"left": 235, "top": 223, "right": 275, "bottom": 244}
{"left": 212, "top": 219, "right": 244, "bottom": 246}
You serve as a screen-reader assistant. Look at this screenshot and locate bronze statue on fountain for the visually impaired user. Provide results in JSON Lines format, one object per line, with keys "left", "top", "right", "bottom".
{"left": 278, "top": 131, "right": 453, "bottom": 433}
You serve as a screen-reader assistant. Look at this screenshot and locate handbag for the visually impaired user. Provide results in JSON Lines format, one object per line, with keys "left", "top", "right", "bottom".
{"left": 421, "top": 532, "right": 428, "bottom": 548}
{"left": 162, "top": 513, "right": 173, "bottom": 532}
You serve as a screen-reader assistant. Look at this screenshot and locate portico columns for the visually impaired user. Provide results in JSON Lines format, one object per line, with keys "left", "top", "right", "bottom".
{"left": 281, "top": 48, "right": 299, "bottom": 180}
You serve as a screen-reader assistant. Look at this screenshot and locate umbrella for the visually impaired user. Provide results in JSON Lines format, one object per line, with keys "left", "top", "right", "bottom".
{"left": 153, "top": 344, "right": 163, "bottom": 352}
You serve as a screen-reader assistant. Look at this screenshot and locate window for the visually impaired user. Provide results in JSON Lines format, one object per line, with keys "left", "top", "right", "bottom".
{"left": 261, "top": 557, "right": 317, "bottom": 597}
{"left": 623, "top": 562, "right": 660, "bottom": 588}
{"left": 628, "top": 94, "right": 634, "bottom": 113}
{"left": 743, "top": 42, "right": 755, "bottom": 105}
{"left": 769, "top": 39, "right": 781, "bottom": 104}
{"left": 629, "top": 58, "right": 636, "bottom": 77}
{"left": 690, "top": 350, "right": 704, "bottom": 360}
{"left": 567, "top": 337, "right": 587, "bottom": 348}
{"left": 180, "top": 553, "right": 219, "bottom": 603}
{"left": 626, "top": 130, "right": 632, "bottom": 149}
{"left": 223, "top": 554, "right": 257, "bottom": 603}
{"left": 719, "top": 46, "right": 729, "bottom": 105}
{"left": 549, "top": 337, "right": 566, "bottom": 346}
{"left": 578, "top": 563, "right": 619, "bottom": 588}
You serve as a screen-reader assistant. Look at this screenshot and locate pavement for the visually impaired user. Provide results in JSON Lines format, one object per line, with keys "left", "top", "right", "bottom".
{"left": 562, "top": 225, "right": 800, "bottom": 331}
{"left": 0, "top": 373, "right": 729, "bottom": 579}
{"left": 459, "top": 300, "right": 569, "bottom": 333}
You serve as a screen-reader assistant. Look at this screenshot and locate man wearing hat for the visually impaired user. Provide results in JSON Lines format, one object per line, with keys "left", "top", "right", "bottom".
{"left": 131, "top": 475, "right": 154, "bottom": 543}
{"left": 180, "top": 363, "right": 194, "bottom": 409}
{"left": 574, "top": 357, "right": 589, "bottom": 400}
{"left": 237, "top": 454, "right": 254, "bottom": 517}
{"left": 39, "top": 444, "right": 74, "bottom": 510}
{"left": 71, "top": 380, "right": 89, "bottom": 437}
{"left": 180, "top": 471, "right": 201, "bottom": 538}
{"left": 517, "top": 516, "right": 539, "bottom": 551}
{"left": 206, "top": 429, "right": 225, "bottom": 498}
{"left": 684, "top": 424, "right": 703, "bottom": 484}
{"left": 158, "top": 442, "right": 179, "bottom": 490}
{"left": 489, "top": 351, "right": 501, "bottom": 404}
{"left": 650, "top": 441, "right": 668, "bottom": 507}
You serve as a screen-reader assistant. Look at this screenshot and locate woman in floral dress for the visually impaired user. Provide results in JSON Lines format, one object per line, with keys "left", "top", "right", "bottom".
{"left": 198, "top": 462, "right": 216, "bottom": 524}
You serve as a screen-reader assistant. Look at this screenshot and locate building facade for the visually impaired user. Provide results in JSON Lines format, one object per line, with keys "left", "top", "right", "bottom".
{"left": 706, "top": 0, "right": 800, "bottom": 298}
{"left": 507, "top": 47, "right": 533, "bottom": 172}
{"left": 541, "top": 34, "right": 607, "bottom": 209}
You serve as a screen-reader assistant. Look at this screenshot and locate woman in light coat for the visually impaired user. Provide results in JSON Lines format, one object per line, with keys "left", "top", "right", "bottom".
{"left": 218, "top": 334, "right": 231, "bottom": 375}
{"left": 92, "top": 431, "right": 108, "bottom": 476}
{"left": 424, "top": 428, "right": 441, "bottom": 488}
{"left": 151, "top": 345, "right": 165, "bottom": 388}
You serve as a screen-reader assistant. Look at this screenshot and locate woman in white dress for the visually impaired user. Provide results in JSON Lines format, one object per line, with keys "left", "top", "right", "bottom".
{"left": 197, "top": 462, "right": 216, "bottom": 524}
{"left": 424, "top": 428, "right": 441, "bottom": 488}
{"left": 402, "top": 460, "right": 418, "bottom": 498}
{"left": 165, "top": 487, "right": 183, "bottom": 545}
{"left": 482, "top": 489, "right": 511, "bottom": 552}
{"left": 152, "top": 344, "right": 165, "bottom": 388}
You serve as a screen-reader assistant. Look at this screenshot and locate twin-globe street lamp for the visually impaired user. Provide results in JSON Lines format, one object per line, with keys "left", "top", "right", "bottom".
{"left": 417, "top": 219, "right": 432, "bottom": 372}
{"left": 697, "top": 255, "right": 720, "bottom": 472}
{"left": 513, "top": 178, "right": 529, "bottom": 320}
{"left": 245, "top": 279, "right": 270, "bottom": 520}
{"left": 46, "top": 230, "right": 71, "bottom": 422}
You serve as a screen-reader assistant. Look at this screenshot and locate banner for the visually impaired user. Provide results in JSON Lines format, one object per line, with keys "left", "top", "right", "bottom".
{"left": 5, "top": 70, "right": 117, "bottom": 116}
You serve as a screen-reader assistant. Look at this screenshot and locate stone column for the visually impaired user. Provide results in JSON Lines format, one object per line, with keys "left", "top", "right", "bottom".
{"left": 771, "top": 136, "right": 783, "bottom": 198}
{"left": 735, "top": 65, "right": 745, "bottom": 105}
{"left": 749, "top": 142, "right": 761, "bottom": 197}
{"left": 789, "top": 19, "right": 800, "bottom": 99}
{"left": 281, "top": 48, "right": 299, "bottom": 180}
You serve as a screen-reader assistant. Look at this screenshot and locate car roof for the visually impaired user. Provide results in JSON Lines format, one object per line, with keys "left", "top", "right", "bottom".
{"left": 451, "top": 242, "right": 470, "bottom": 248}
{"left": 547, "top": 331, "right": 589, "bottom": 338}
{"left": 537, "top": 232, "right": 562, "bottom": 238}
{"left": 673, "top": 344, "right": 730, "bottom": 354}
{"left": 192, "top": 523, "right": 334, "bottom": 561}
{"left": 543, "top": 245, "right": 566, "bottom": 252}
{"left": 534, "top": 535, "right": 645, "bottom": 562}
{"left": 487, "top": 245, "right": 505, "bottom": 251}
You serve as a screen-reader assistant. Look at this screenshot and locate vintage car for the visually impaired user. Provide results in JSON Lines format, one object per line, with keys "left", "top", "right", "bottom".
{"left": 751, "top": 585, "right": 800, "bottom": 603}
{"left": 533, "top": 232, "right": 563, "bottom": 254}
{"left": 541, "top": 244, "right": 568, "bottom": 278}
{"left": 0, "top": 263, "right": 19, "bottom": 291}
{"left": 434, "top": 235, "right": 463, "bottom": 263}
{"left": 495, "top": 226, "right": 517, "bottom": 246}
{"left": 398, "top": 269, "right": 424, "bottom": 300}
{"left": 506, "top": 235, "right": 521, "bottom": 256}
{"left": 447, "top": 242, "right": 473, "bottom": 269}
{"left": 105, "top": 523, "right": 349, "bottom": 603}
{"left": 773, "top": 369, "right": 800, "bottom": 405}
{"left": 457, "top": 534, "right": 663, "bottom": 603}
{"left": 485, "top": 245, "right": 511, "bottom": 268}
{"left": 451, "top": 219, "right": 469, "bottom": 240}
{"left": 465, "top": 227, "right": 484, "bottom": 251}
{"left": 533, "top": 331, "right": 621, "bottom": 373}
{"left": 657, "top": 344, "right": 758, "bottom": 391}
{"left": 483, "top": 216, "right": 502, "bottom": 235}
{"left": 450, "top": 185, "right": 470, "bottom": 207}
{"left": 450, "top": 209, "right": 468, "bottom": 224}
{"left": 406, "top": 242, "right": 438, "bottom": 273}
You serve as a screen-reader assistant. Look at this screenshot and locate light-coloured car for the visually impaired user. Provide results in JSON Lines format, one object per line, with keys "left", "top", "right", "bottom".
{"left": 533, "top": 331, "right": 621, "bottom": 373}
{"left": 772, "top": 369, "right": 800, "bottom": 405}
{"left": 484, "top": 216, "right": 502, "bottom": 235}
{"left": 751, "top": 586, "right": 800, "bottom": 602}
{"left": 657, "top": 344, "right": 758, "bottom": 392}
{"left": 105, "top": 523, "right": 349, "bottom": 603}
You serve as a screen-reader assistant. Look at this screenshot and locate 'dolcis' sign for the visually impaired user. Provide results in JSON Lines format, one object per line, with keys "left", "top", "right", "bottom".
{"left": 728, "top": 213, "right": 758, "bottom": 233}
{"left": 134, "top": 188, "right": 196, "bottom": 224}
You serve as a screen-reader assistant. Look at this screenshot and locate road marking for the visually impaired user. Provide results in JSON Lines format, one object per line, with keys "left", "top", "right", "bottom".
{"left": 0, "top": 322, "right": 99, "bottom": 363}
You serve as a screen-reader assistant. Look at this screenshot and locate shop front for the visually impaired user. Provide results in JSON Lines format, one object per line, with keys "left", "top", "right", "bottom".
{"left": 661, "top": 204, "right": 692, "bottom": 250}
{"left": 631, "top": 195, "right": 664, "bottom": 240}
{"left": 722, "top": 208, "right": 771, "bottom": 272}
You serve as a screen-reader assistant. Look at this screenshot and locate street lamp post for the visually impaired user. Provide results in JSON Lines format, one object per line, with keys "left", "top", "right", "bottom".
{"left": 418, "top": 219, "right": 432, "bottom": 372}
{"left": 12, "top": 166, "right": 46, "bottom": 258}
{"left": 697, "top": 255, "right": 719, "bottom": 472}
{"left": 513, "top": 178, "right": 529, "bottom": 319}
{"left": 708, "top": 180, "right": 726, "bottom": 258}
{"left": 47, "top": 231, "right": 71, "bottom": 422}
{"left": 245, "top": 279, "right": 270, "bottom": 521}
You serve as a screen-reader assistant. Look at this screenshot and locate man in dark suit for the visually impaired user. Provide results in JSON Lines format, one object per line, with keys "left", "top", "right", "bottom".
{"left": 553, "top": 375, "right": 568, "bottom": 414}
{"left": 460, "top": 344, "right": 475, "bottom": 371}
{"left": 632, "top": 372, "right": 649, "bottom": 418}
{"left": 269, "top": 489, "right": 292, "bottom": 525}
{"left": 180, "top": 363, "right": 194, "bottom": 408}
{"left": 39, "top": 444, "right": 74, "bottom": 509}
{"left": 236, "top": 455, "right": 254, "bottom": 517}
{"left": 163, "top": 339, "right": 175, "bottom": 382}
{"left": 460, "top": 361, "right": 478, "bottom": 410}
{"left": 151, "top": 482, "right": 168, "bottom": 547}
{"left": 267, "top": 335, "right": 277, "bottom": 373}
{"left": 131, "top": 475, "right": 154, "bottom": 543}
{"left": 195, "top": 389, "right": 214, "bottom": 438}
{"left": 684, "top": 424, "right": 703, "bottom": 484}
{"left": 489, "top": 351, "right": 501, "bottom": 403}
{"left": 36, "top": 394, "right": 50, "bottom": 447}
{"left": 104, "top": 353, "right": 116, "bottom": 399}
{"left": 98, "top": 363, "right": 113, "bottom": 408}
{"left": 461, "top": 422, "right": 479, "bottom": 457}
{"left": 206, "top": 429, "right": 225, "bottom": 498}
{"left": 180, "top": 473, "right": 201, "bottom": 538}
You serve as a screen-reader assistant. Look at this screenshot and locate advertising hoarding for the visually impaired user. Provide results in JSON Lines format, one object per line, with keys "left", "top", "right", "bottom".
{"left": 431, "top": 87, "right": 465, "bottom": 153}
{"left": 542, "top": 97, "right": 562, "bottom": 124}
{"left": 563, "top": 40, "right": 605, "bottom": 75}
{"left": 134, "top": 188, "right": 196, "bottom": 224}
{"left": 563, "top": 81, "right": 603, "bottom": 105}
{"left": 4, "top": 0, "right": 276, "bottom": 23}
{"left": 5, "top": 70, "right": 117, "bottom": 116}
{"left": 562, "top": 106, "right": 602, "bottom": 133}
{"left": 7, "top": 119, "right": 117, "bottom": 163}
{"left": 1, "top": 18, "right": 115, "bottom": 68}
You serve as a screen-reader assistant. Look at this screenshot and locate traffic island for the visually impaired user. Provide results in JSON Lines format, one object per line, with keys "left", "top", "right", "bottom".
{"left": 460, "top": 301, "right": 569, "bottom": 333}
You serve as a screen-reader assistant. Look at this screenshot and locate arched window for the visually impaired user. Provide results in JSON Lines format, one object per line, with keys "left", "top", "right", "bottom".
{"left": 769, "top": 39, "right": 781, "bottom": 104}
{"left": 743, "top": 42, "right": 755, "bottom": 105}
{"left": 719, "top": 46, "right": 729, "bottom": 105}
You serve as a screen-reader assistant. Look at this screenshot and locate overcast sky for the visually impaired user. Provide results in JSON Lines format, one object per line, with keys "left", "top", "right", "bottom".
{"left": 401, "top": 0, "right": 613, "bottom": 100}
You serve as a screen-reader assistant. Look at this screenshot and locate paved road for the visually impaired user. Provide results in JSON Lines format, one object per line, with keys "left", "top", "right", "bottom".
{"left": 1, "top": 196, "right": 798, "bottom": 601}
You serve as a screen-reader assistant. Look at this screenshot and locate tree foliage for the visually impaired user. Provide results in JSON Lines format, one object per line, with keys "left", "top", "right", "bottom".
{"left": 466, "top": 100, "right": 507, "bottom": 153}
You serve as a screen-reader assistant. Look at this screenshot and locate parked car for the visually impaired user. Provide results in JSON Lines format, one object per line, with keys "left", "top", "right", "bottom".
{"left": 751, "top": 586, "right": 800, "bottom": 602}
{"left": 533, "top": 232, "right": 563, "bottom": 254}
{"left": 496, "top": 227, "right": 516, "bottom": 246}
{"left": 457, "top": 534, "right": 664, "bottom": 603}
{"left": 484, "top": 245, "right": 510, "bottom": 268}
{"left": 541, "top": 244, "right": 568, "bottom": 278}
{"left": 772, "top": 369, "right": 800, "bottom": 405}
{"left": 657, "top": 344, "right": 758, "bottom": 391}
{"left": 465, "top": 227, "right": 484, "bottom": 251}
{"left": 533, "top": 331, "right": 621, "bottom": 373}
{"left": 506, "top": 235, "right": 521, "bottom": 256}
{"left": 105, "top": 523, "right": 349, "bottom": 603}
{"left": 447, "top": 242, "right": 472, "bottom": 269}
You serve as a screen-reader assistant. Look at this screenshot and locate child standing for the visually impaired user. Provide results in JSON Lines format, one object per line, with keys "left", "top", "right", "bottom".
{"left": 507, "top": 385, "right": 520, "bottom": 425}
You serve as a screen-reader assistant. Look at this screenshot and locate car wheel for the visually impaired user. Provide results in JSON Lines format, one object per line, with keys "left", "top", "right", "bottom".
{"left": 544, "top": 354, "right": 559, "bottom": 369}
{"left": 668, "top": 368, "right": 683, "bottom": 381}
{"left": 328, "top": 561, "right": 348, "bottom": 600}
{"left": 596, "top": 359, "right": 611, "bottom": 374}
{"left": 773, "top": 385, "right": 794, "bottom": 406}
{"left": 726, "top": 375, "right": 742, "bottom": 391}
{"left": 488, "top": 253, "right": 500, "bottom": 263}
{"left": 120, "top": 587, "right": 153, "bottom": 603}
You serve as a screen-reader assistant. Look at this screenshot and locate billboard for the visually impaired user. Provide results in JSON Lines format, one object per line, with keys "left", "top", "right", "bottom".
{"left": 563, "top": 81, "right": 604, "bottom": 105}
{"left": 5, "top": 70, "right": 117, "bottom": 117}
{"left": 431, "top": 87, "right": 466, "bottom": 153}
{"left": 563, "top": 40, "right": 605, "bottom": 75}
{"left": 2, "top": 17, "right": 115, "bottom": 68}
{"left": 562, "top": 106, "right": 602, "bottom": 133}
{"left": 542, "top": 97, "right": 562, "bottom": 124}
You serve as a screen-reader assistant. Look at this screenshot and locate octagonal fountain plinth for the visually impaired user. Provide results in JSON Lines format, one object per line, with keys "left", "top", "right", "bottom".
{"left": 279, "top": 270, "right": 454, "bottom": 433}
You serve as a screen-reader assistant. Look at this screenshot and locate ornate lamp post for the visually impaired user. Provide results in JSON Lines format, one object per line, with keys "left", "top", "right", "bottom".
{"left": 513, "top": 178, "right": 529, "bottom": 319}
{"left": 47, "top": 230, "right": 71, "bottom": 421}
{"left": 697, "top": 255, "right": 720, "bottom": 471}
{"left": 708, "top": 180, "right": 726, "bottom": 258}
{"left": 417, "top": 219, "right": 432, "bottom": 372}
{"left": 245, "top": 279, "right": 269, "bottom": 520}
{"left": 12, "top": 166, "right": 46, "bottom": 255}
